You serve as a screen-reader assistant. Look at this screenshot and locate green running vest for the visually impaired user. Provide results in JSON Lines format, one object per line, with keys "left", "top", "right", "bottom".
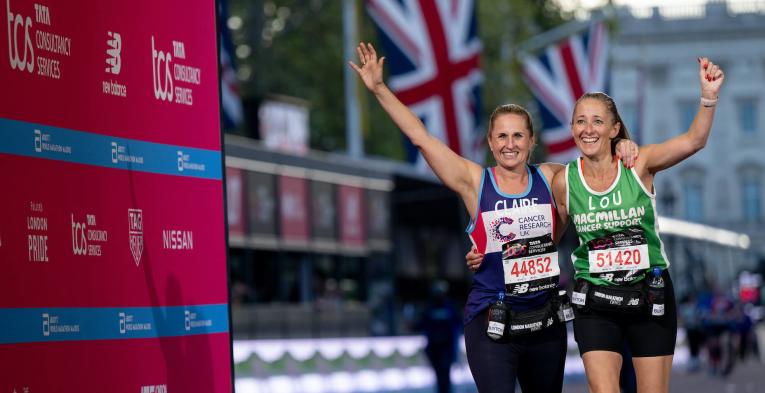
{"left": 567, "top": 158, "right": 669, "bottom": 286}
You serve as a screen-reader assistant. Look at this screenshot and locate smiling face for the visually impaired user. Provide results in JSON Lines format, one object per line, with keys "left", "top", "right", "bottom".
{"left": 487, "top": 113, "right": 535, "bottom": 169}
{"left": 571, "top": 98, "right": 621, "bottom": 157}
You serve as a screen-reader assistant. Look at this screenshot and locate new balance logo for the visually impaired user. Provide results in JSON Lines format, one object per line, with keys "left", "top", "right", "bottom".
{"left": 106, "top": 31, "right": 121, "bottom": 74}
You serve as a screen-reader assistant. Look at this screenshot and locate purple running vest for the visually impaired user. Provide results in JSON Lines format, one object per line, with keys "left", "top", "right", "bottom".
{"left": 464, "top": 165, "right": 558, "bottom": 324}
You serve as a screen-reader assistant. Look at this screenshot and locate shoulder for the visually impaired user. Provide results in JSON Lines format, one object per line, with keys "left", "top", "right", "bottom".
{"left": 551, "top": 165, "right": 568, "bottom": 195}
{"left": 537, "top": 162, "right": 565, "bottom": 183}
{"left": 463, "top": 160, "right": 487, "bottom": 191}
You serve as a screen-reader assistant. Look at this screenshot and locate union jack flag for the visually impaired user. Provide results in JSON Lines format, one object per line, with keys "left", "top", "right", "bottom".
{"left": 367, "top": 0, "right": 484, "bottom": 169}
{"left": 522, "top": 22, "right": 609, "bottom": 163}
{"left": 219, "top": 0, "right": 244, "bottom": 130}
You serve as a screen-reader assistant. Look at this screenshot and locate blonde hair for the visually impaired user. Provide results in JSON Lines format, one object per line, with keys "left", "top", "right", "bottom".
{"left": 488, "top": 104, "right": 534, "bottom": 138}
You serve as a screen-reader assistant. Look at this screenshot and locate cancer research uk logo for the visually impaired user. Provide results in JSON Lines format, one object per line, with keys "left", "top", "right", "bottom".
{"left": 7, "top": 0, "right": 72, "bottom": 79}
{"left": 128, "top": 209, "right": 143, "bottom": 266}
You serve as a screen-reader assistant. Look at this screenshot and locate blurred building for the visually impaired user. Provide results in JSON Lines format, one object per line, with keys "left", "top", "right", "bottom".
{"left": 224, "top": 134, "right": 471, "bottom": 339}
{"left": 609, "top": 1, "right": 763, "bottom": 293}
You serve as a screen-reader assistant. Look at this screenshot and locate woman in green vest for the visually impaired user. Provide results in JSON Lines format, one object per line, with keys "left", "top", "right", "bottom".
{"left": 550, "top": 57, "right": 724, "bottom": 393}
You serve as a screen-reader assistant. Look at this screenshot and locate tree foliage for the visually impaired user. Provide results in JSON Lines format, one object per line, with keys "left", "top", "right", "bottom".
{"left": 228, "top": 0, "right": 572, "bottom": 160}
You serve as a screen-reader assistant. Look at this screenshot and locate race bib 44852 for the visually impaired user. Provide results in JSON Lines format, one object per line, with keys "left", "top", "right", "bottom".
{"left": 502, "top": 234, "right": 559, "bottom": 296}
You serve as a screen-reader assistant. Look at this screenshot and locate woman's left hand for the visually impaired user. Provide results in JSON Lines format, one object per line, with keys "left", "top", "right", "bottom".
{"left": 699, "top": 57, "right": 724, "bottom": 100}
{"left": 466, "top": 247, "right": 484, "bottom": 273}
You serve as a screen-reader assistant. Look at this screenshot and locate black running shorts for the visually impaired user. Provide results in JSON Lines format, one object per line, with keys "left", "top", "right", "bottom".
{"left": 573, "top": 270, "right": 677, "bottom": 357}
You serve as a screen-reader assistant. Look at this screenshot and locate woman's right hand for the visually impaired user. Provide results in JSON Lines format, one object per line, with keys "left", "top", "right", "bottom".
{"left": 466, "top": 246, "right": 484, "bottom": 273}
{"left": 348, "top": 42, "right": 386, "bottom": 93}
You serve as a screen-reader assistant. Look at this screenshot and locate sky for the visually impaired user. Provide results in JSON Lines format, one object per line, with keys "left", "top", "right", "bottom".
{"left": 555, "top": 0, "right": 762, "bottom": 18}
{"left": 557, "top": 0, "right": 711, "bottom": 9}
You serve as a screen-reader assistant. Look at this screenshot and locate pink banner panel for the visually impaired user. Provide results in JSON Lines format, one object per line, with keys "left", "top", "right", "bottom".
{"left": 338, "top": 185, "right": 366, "bottom": 247}
{"left": 0, "top": 155, "right": 228, "bottom": 308}
{"left": 0, "top": 0, "right": 231, "bottom": 390}
{"left": 278, "top": 175, "right": 310, "bottom": 241}
{"left": 0, "top": 334, "right": 232, "bottom": 392}
{"left": 0, "top": 0, "right": 220, "bottom": 150}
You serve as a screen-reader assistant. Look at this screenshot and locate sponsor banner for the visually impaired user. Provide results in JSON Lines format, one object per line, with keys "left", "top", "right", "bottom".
{"left": 278, "top": 175, "right": 309, "bottom": 241}
{"left": 0, "top": 333, "right": 231, "bottom": 393}
{"left": 0, "top": 117, "right": 222, "bottom": 179}
{"left": 1, "top": 0, "right": 229, "bottom": 389}
{"left": 0, "top": 155, "right": 227, "bottom": 307}
{"left": 310, "top": 181, "right": 336, "bottom": 241}
{"left": 0, "top": 0, "right": 221, "bottom": 150}
{"left": 0, "top": 304, "right": 228, "bottom": 344}
{"left": 226, "top": 167, "right": 245, "bottom": 236}
{"left": 338, "top": 185, "right": 366, "bottom": 246}
{"left": 247, "top": 171, "right": 276, "bottom": 236}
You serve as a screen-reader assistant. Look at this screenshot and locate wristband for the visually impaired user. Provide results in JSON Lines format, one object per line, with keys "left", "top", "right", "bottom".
{"left": 700, "top": 96, "right": 718, "bottom": 107}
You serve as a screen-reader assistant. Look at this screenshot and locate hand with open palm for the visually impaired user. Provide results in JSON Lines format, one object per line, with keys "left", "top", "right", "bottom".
{"left": 348, "top": 42, "right": 386, "bottom": 93}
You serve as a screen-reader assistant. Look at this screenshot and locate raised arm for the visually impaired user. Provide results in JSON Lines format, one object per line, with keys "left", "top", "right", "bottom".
{"left": 349, "top": 43, "right": 482, "bottom": 214}
{"left": 636, "top": 57, "right": 724, "bottom": 175}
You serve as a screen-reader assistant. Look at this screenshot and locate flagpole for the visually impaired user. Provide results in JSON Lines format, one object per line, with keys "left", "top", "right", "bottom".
{"left": 343, "top": 0, "right": 363, "bottom": 159}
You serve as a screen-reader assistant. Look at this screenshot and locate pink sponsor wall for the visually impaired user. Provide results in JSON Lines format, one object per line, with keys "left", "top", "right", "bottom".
{"left": 0, "top": 0, "right": 231, "bottom": 390}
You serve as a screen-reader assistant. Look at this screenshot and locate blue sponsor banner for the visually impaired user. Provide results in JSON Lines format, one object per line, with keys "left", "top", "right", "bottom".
{"left": 0, "top": 118, "right": 222, "bottom": 180}
{"left": 0, "top": 304, "right": 229, "bottom": 344}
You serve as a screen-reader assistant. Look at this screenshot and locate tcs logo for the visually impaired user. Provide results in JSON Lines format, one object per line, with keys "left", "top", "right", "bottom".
{"left": 151, "top": 36, "right": 173, "bottom": 101}
{"left": 71, "top": 214, "right": 87, "bottom": 256}
{"left": 6, "top": 0, "right": 34, "bottom": 72}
